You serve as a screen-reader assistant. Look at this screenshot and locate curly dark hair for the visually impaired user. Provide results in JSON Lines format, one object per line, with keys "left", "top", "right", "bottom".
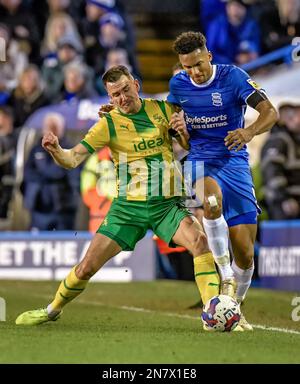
{"left": 173, "top": 32, "right": 207, "bottom": 55}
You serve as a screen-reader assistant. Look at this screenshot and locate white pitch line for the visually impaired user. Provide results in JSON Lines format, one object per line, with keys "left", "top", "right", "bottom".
{"left": 31, "top": 293, "right": 300, "bottom": 335}
{"left": 84, "top": 300, "right": 300, "bottom": 335}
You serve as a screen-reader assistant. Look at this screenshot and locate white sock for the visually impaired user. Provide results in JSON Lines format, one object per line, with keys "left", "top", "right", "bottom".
{"left": 47, "top": 304, "right": 61, "bottom": 318}
{"left": 231, "top": 259, "right": 254, "bottom": 303}
{"left": 202, "top": 215, "right": 234, "bottom": 280}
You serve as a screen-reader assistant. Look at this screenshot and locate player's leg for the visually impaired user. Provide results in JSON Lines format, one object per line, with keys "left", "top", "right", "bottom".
{"left": 16, "top": 199, "right": 148, "bottom": 325}
{"left": 197, "top": 176, "right": 235, "bottom": 295}
{"left": 172, "top": 215, "right": 220, "bottom": 305}
{"left": 230, "top": 223, "right": 256, "bottom": 300}
{"left": 229, "top": 222, "right": 256, "bottom": 331}
{"left": 15, "top": 233, "right": 122, "bottom": 325}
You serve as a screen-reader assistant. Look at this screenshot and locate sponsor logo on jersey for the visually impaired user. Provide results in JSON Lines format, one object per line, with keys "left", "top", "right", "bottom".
{"left": 153, "top": 113, "right": 168, "bottom": 126}
{"left": 133, "top": 137, "right": 165, "bottom": 152}
{"left": 186, "top": 114, "right": 228, "bottom": 129}
{"left": 211, "top": 92, "right": 223, "bottom": 106}
{"left": 247, "top": 79, "right": 261, "bottom": 90}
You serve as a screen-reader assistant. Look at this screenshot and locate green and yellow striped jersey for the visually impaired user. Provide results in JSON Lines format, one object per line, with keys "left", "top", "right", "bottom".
{"left": 81, "top": 98, "right": 184, "bottom": 201}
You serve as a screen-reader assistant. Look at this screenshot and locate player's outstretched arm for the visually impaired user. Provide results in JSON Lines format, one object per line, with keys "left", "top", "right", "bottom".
{"left": 42, "top": 132, "right": 89, "bottom": 169}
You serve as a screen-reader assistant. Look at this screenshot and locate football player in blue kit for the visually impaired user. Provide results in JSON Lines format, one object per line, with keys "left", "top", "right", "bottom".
{"left": 168, "top": 31, "right": 278, "bottom": 330}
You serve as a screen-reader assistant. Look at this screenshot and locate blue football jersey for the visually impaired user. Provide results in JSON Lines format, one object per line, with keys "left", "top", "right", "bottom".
{"left": 168, "top": 64, "right": 262, "bottom": 163}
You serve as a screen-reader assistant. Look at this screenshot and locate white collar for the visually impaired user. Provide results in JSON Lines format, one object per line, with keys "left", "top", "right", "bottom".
{"left": 190, "top": 65, "right": 216, "bottom": 88}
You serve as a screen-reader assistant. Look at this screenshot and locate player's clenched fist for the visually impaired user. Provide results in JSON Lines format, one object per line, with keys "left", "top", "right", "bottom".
{"left": 42, "top": 131, "right": 59, "bottom": 153}
{"left": 170, "top": 110, "right": 190, "bottom": 139}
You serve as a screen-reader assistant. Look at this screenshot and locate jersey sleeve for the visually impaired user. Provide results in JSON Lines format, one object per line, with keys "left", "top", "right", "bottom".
{"left": 167, "top": 76, "right": 180, "bottom": 105}
{"left": 231, "top": 66, "right": 266, "bottom": 105}
{"left": 80, "top": 118, "right": 110, "bottom": 153}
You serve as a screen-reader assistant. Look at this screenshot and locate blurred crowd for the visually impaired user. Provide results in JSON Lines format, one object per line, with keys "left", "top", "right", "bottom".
{"left": 1, "top": 0, "right": 300, "bottom": 238}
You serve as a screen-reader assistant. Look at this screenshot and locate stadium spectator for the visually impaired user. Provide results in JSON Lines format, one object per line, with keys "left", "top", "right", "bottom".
{"left": 258, "top": 0, "right": 300, "bottom": 53}
{"left": 261, "top": 100, "right": 300, "bottom": 220}
{"left": 30, "top": 0, "right": 84, "bottom": 41}
{"left": 0, "top": 23, "right": 28, "bottom": 98}
{"left": 96, "top": 47, "right": 140, "bottom": 95}
{"left": 199, "top": 0, "right": 226, "bottom": 33}
{"left": 23, "top": 112, "right": 80, "bottom": 230}
{"left": 80, "top": 0, "right": 139, "bottom": 78}
{"left": 56, "top": 61, "right": 97, "bottom": 103}
{"left": 8, "top": 65, "right": 49, "bottom": 127}
{"left": 42, "top": 34, "right": 94, "bottom": 101}
{"left": 0, "top": 0, "right": 40, "bottom": 63}
{"left": 0, "top": 106, "right": 17, "bottom": 218}
{"left": 80, "top": 0, "right": 123, "bottom": 73}
{"left": 206, "top": 0, "right": 261, "bottom": 65}
{"left": 41, "top": 12, "right": 82, "bottom": 59}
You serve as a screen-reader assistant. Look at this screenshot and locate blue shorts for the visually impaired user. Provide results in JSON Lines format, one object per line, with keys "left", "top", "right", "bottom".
{"left": 190, "top": 158, "right": 261, "bottom": 226}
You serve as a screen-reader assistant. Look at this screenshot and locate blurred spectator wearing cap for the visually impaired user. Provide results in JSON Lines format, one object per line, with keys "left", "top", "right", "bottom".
{"left": 81, "top": 0, "right": 123, "bottom": 71}
{"left": 42, "top": 33, "right": 94, "bottom": 101}
{"left": 81, "top": 0, "right": 139, "bottom": 78}
{"left": 261, "top": 100, "right": 300, "bottom": 220}
{"left": 0, "top": 23, "right": 28, "bottom": 102}
{"left": 0, "top": 0, "right": 40, "bottom": 63}
{"left": 55, "top": 61, "right": 97, "bottom": 103}
{"left": 23, "top": 112, "right": 80, "bottom": 230}
{"left": 8, "top": 65, "right": 49, "bottom": 127}
{"left": 0, "top": 106, "right": 17, "bottom": 218}
{"left": 207, "top": 0, "right": 261, "bottom": 65}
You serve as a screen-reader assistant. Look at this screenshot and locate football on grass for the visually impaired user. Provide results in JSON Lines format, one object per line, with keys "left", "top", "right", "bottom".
{"left": 202, "top": 294, "right": 241, "bottom": 332}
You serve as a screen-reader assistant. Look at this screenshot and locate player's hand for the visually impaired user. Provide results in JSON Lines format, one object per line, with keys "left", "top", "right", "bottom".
{"left": 42, "top": 132, "right": 59, "bottom": 153}
{"left": 98, "top": 104, "right": 114, "bottom": 118}
{"left": 169, "top": 110, "right": 190, "bottom": 139}
{"left": 224, "top": 128, "right": 254, "bottom": 152}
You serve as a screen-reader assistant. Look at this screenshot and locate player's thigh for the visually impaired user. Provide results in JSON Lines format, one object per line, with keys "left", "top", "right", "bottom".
{"left": 171, "top": 216, "right": 209, "bottom": 256}
{"left": 229, "top": 223, "right": 257, "bottom": 269}
{"left": 152, "top": 198, "right": 191, "bottom": 246}
{"left": 97, "top": 199, "right": 148, "bottom": 251}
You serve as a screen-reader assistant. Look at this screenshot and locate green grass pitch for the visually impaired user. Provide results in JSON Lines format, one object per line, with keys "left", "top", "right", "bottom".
{"left": 1, "top": 280, "right": 300, "bottom": 363}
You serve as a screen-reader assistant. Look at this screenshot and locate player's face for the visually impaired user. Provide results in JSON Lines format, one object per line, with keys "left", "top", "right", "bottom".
{"left": 106, "top": 75, "right": 141, "bottom": 114}
{"left": 179, "top": 49, "right": 213, "bottom": 84}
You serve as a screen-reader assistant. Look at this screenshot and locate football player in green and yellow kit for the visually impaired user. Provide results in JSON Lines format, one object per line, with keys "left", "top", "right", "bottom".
{"left": 15, "top": 65, "right": 220, "bottom": 326}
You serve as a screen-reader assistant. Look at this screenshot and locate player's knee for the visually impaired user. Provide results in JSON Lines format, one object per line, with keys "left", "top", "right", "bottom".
{"left": 203, "top": 194, "right": 222, "bottom": 219}
{"left": 192, "top": 231, "right": 209, "bottom": 255}
{"left": 76, "top": 262, "right": 97, "bottom": 280}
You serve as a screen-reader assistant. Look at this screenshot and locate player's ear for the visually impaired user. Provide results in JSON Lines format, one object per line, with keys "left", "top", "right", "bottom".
{"left": 134, "top": 79, "right": 140, "bottom": 92}
{"left": 208, "top": 51, "right": 213, "bottom": 62}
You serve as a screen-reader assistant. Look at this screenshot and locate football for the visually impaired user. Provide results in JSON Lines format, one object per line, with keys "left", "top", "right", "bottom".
{"left": 201, "top": 295, "right": 241, "bottom": 332}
